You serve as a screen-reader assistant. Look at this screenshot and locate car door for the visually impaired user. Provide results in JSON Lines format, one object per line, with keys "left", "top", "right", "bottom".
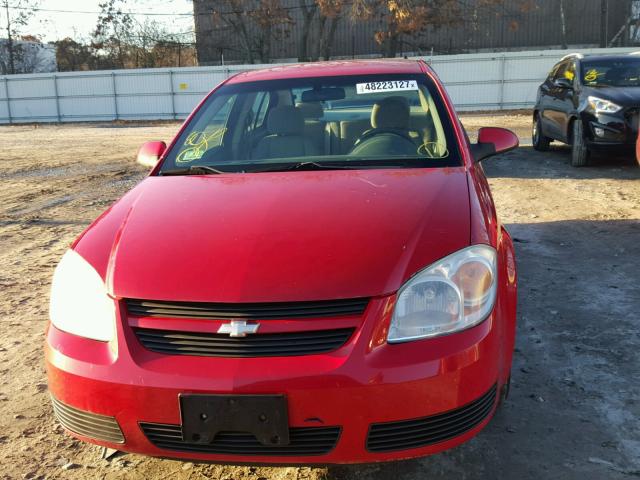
{"left": 554, "top": 60, "right": 578, "bottom": 142}
{"left": 539, "top": 62, "right": 563, "bottom": 139}
{"left": 542, "top": 61, "right": 573, "bottom": 139}
{"left": 238, "top": 91, "right": 271, "bottom": 159}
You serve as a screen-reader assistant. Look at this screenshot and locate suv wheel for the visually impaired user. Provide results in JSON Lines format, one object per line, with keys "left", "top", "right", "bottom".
{"left": 532, "top": 114, "right": 551, "bottom": 151}
{"left": 571, "top": 120, "right": 590, "bottom": 167}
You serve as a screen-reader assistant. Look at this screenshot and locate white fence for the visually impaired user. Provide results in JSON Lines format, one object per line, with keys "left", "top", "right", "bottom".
{"left": 0, "top": 47, "right": 636, "bottom": 124}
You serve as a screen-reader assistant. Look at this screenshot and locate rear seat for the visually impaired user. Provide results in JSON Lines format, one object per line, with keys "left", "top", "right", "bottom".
{"left": 324, "top": 119, "right": 371, "bottom": 155}
{"left": 296, "top": 103, "right": 325, "bottom": 154}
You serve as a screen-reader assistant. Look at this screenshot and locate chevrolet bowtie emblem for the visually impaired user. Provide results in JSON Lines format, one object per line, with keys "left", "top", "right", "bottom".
{"left": 217, "top": 320, "right": 260, "bottom": 337}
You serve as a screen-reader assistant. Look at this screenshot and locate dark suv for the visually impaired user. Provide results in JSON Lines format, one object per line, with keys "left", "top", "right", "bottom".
{"left": 533, "top": 53, "right": 640, "bottom": 166}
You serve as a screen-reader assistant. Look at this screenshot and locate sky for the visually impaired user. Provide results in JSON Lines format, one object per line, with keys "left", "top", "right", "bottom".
{"left": 8, "top": 0, "right": 195, "bottom": 42}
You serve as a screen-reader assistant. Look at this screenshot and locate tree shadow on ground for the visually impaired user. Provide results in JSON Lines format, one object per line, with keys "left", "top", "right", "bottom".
{"left": 326, "top": 219, "right": 640, "bottom": 480}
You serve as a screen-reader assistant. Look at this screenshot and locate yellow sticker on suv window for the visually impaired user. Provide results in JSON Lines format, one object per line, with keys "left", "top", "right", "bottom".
{"left": 356, "top": 80, "right": 418, "bottom": 94}
{"left": 584, "top": 69, "right": 601, "bottom": 82}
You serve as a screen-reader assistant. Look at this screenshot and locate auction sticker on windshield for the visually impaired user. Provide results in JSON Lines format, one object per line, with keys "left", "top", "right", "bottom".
{"left": 356, "top": 80, "right": 418, "bottom": 94}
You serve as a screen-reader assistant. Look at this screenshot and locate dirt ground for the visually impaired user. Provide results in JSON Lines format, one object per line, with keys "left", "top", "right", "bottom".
{"left": 0, "top": 114, "right": 638, "bottom": 479}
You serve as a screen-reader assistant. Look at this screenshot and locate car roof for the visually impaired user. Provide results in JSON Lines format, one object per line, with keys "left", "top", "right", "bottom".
{"left": 577, "top": 54, "right": 640, "bottom": 62}
{"left": 226, "top": 59, "right": 426, "bottom": 84}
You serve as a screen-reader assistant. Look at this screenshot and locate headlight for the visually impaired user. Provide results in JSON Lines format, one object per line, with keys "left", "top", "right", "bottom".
{"left": 587, "top": 96, "right": 622, "bottom": 114}
{"left": 49, "top": 250, "right": 115, "bottom": 342}
{"left": 388, "top": 245, "right": 497, "bottom": 343}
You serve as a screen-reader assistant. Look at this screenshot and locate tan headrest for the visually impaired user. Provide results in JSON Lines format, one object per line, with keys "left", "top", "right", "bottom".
{"left": 371, "top": 96, "right": 410, "bottom": 130}
{"left": 267, "top": 106, "right": 304, "bottom": 136}
{"left": 296, "top": 102, "right": 323, "bottom": 120}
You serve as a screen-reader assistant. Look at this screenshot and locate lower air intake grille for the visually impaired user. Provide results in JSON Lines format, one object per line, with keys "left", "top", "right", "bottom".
{"left": 133, "top": 327, "right": 354, "bottom": 357}
{"left": 51, "top": 395, "right": 124, "bottom": 444}
{"left": 366, "top": 384, "right": 497, "bottom": 452}
{"left": 140, "top": 422, "right": 340, "bottom": 456}
{"left": 126, "top": 298, "right": 369, "bottom": 320}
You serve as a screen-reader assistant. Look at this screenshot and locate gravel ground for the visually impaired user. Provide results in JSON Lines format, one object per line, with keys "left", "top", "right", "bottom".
{"left": 0, "top": 114, "right": 638, "bottom": 479}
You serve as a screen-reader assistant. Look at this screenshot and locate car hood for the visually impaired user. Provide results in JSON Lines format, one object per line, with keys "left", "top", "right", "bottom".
{"left": 585, "top": 86, "right": 640, "bottom": 106}
{"left": 76, "top": 168, "right": 471, "bottom": 303}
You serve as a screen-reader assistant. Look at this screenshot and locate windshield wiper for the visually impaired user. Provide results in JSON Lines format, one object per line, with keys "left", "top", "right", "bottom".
{"left": 161, "top": 160, "right": 429, "bottom": 176}
{"left": 160, "top": 165, "right": 227, "bottom": 176}
{"left": 251, "top": 162, "right": 353, "bottom": 173}
{"left": 272, "top": 161, "right": 355, "bottom": 171}
{"left": 251, "top": 161, "right": 401, "bottom": 173}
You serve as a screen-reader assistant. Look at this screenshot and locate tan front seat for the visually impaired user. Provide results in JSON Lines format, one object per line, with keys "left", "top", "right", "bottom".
{"left": 252, "top": 106, "right": 320, "bottom": 159}
{"left": 371, "top": 96, "right": 411, "bottom": 130}
{"left": 340, "top": 119, "right": 371, "bottom": 154}
{"left": 350, "top": 97, "right": 416, "bottom": 156}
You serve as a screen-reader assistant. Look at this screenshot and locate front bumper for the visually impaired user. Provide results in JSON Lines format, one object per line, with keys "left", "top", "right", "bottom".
{"left": 45, "top": 296, "right": 505, "bottom": 464}
{"left": 583, "top": 109, "right": 638, "bottom": 149}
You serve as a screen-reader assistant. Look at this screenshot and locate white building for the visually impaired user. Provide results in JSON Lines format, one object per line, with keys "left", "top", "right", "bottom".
{"left": 0, "top": 39, "right": 56, "bottom": 74}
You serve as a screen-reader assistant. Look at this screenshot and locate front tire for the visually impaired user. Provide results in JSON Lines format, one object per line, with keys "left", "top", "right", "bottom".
{"left": 571, "top": 120, "right": 590, "bottom": 167}
{"left": 532, "top": 114, "right": 551, "bottom": 151}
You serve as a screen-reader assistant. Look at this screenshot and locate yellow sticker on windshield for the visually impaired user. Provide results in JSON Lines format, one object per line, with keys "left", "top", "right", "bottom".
{"left": 175, "top": 128, "right": 226, "bottom": 164}
{"left": 177, "top": 147, "right": 205, "bottom": 163}
{"left": 564, "top": 70, "right": 574, "bottom": 81}
{"left": 584, "top": 69, "right": 601, "bottom": 82}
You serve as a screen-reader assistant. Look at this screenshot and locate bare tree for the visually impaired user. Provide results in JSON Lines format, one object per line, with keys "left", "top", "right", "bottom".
{"left": 352, "top": 0, "right": 462, "bottom": 58}
{"left": 559, "top": 0, "right": 567, "bottom": 49}
{"left": 54, "top": 37, "right": 95, "bottom": 71}
{"left": 253, "top": 0, "right": 293, "bottom": 63}
{"left": 315, "top": 0, "right": 345, "bottom": 60}
{"left": 131, "top": 18, "right": 167, "bottom": 68}
{"left": 298, "top": 0, "right": 317, "bottom": 62}
{"left": 151, "top": 39, "right": 197, "bottom": 68}
{"left": 0, "top": 0, "right": 40, "bottom": 74}
{"left": 92, "top": 0, "right": 135, "bottom": 69}
{"left": 212, "top": 0, "right": 292, "bottom": 64}
{"left": 212, "top": 1, "right": 257, "bottom": 64}
{"left": 352, "top": 0, "right": 539, "bottom": 57}
{"left": 133, "top": 19, "right": 196, "bottom": 68}
{"left": 295, "top": 0, "right": 346, "bottom": 62}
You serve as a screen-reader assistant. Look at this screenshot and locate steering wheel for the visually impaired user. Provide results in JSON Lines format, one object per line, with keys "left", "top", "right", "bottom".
{"left": 418, "top": 142, "right": 448, "bottom": 158}
{"left": 352, "top": 128, "right": 415, "bottom": 148}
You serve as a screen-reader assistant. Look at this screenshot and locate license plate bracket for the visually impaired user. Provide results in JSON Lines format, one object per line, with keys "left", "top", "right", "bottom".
{"left": 179, "top": 394, "right": 289, "bottom": 446}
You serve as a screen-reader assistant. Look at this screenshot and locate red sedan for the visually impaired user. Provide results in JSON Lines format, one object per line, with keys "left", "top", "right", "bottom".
{"left": 46, "top": 60, "right": 518, "bottom": 464}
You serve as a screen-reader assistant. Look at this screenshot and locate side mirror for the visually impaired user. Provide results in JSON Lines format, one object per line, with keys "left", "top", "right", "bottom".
{"left": 554, "top": 77, "right": 573, "bottom": 89}
{"left": 471, "top": 127, "right": 519, "bottom": 162}
{"left": 136, "top": 141, "right": 166, "bottom": 169}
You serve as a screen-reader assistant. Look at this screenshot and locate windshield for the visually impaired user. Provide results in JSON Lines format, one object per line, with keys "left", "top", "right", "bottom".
{"left": 160, "top": 73, "right": 461, "bottom": 174}
{"left": 581, "top": 58, "right": 640, "bottom": 87}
